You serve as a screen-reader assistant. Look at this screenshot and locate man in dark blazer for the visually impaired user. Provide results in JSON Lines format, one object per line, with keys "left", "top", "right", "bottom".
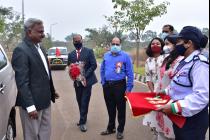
{"left": 11, "top": 18, "right": 59, "bottom": 140}
{"left": 68, "top": 34, "right": 97, "bottom": 132}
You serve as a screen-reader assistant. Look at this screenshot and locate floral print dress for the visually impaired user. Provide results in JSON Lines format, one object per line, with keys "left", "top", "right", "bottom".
{"left": 143, "top": 55, "right": 183, "bottom": 139}
{"left": 143, "top": 55, "right": 165, "bottom": 133}
{"left": 145, "top": 55, "right": 165, "bottom": 92}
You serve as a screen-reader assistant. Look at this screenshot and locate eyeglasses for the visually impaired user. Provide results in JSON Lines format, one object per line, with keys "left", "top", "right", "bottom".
{"left": 112, "top": 43, "right": 120, "bottom": 46}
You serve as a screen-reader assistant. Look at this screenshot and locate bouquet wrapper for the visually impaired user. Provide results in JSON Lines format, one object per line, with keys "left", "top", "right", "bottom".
{"left": 69, "top": 63, "right": 86, "bottom": 86}
{"left": 125, "top": 92, "right": 186, "bottom": 128}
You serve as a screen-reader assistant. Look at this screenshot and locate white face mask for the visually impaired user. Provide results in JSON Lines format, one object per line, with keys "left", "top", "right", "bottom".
{"left": 163, "top": 45, "right": 173, "bottom": 54}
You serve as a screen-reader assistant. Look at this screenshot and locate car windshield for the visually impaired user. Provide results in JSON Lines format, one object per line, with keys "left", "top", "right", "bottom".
{"left": 48, "top": 48, "right": 67, "bottom": 55}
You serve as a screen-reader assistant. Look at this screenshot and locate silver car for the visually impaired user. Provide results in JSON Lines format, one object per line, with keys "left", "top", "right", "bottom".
{"left": 47, "top": 47, "right": 68, "bottom": 70}
{"left": 0, "top": 44, "right": 17, "bottom": 140}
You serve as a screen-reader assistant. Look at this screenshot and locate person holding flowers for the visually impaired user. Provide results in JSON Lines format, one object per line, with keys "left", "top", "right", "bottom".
{"left": 67, "top": 34, "right": 97, "bottom": 133}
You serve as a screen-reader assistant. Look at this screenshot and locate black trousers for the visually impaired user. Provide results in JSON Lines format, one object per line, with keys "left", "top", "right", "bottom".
{"left": 173, "top": 106, "right": 209, "bottom": 140}
{"left": 74, "top": 84, "right": 92, "bottom": 125}
{"left": 103, "top": 80, "right": 126, "bottom": 133}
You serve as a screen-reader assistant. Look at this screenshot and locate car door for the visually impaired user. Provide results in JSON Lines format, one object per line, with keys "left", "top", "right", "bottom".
{"left": 0, "top": 46, "right": 17, "bottom": 139}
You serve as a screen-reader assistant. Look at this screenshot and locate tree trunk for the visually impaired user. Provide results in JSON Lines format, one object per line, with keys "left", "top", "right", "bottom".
{"left": 136, "top": 29, "right": 140, "bottom": 68}
{"left": 136, "top": 39, "right": 140, "bottom": 68}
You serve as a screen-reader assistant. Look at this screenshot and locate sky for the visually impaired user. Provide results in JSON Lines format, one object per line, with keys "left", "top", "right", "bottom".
{"left": 0, "top": 0, "right": 209, "bottom": 41}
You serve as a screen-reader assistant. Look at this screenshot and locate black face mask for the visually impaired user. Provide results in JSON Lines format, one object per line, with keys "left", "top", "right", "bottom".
{"left": 74, "top": 42, "right": 83, "bottom": 50}
{"left": 175, "top": 44, "right": 188, "bottom": 56}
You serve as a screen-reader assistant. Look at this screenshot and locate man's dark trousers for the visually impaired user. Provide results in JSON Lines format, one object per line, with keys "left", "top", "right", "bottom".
{"left": 74, "top": 82, "right": 92, "bottom": 125}
{"left": 103, "top": 80, "right": 126, "bottom": 133}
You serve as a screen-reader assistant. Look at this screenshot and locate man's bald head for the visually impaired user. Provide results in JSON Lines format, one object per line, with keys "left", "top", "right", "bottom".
{"left": 73, "top": 34, "right": 83, "bottom": 50}
{"left": 73, "top": 34, "right": 83, "bottom": 45}
{"left": 112, "top": 37, "right": 121, "bottom": 45}
{"left": 73, "top": 34, "right": 82, "bottom": 41}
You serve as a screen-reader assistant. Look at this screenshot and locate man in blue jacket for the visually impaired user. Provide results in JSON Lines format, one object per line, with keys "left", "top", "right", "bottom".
{"left": 68, "top": 34, "right": 97, "bottom": 132}
{"left": 100, "top": 37, "right": 134, "bottom": 139}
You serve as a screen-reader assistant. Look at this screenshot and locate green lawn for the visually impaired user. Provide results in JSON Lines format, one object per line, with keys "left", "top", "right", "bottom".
{"left": 96, "top": 58, "right": 103, "bottom": 63}
{"left": 133, "top": 65, "right": 145, "bottom": 75}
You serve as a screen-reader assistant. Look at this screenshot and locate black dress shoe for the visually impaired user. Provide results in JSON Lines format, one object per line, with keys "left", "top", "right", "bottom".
{"left": 100, "top": 129, "right": 116, "bottom": 135}
{"left": 116, "top": 132, "right": 124, "bottom": 139}
{"left": 80, "top": 124, "right": 87, "bottom": 132}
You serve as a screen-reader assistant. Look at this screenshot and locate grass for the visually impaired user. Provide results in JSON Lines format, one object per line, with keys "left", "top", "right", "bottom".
{"left": 96, "top": 58, "right": 103, "bottom": 63}
{"left": 133, "top": 65, "right": 145, "bottom": 75}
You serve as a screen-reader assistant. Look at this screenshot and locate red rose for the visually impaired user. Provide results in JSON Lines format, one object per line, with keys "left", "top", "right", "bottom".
{"left": 69, "top": 64, "right": 81, "bottom": 80}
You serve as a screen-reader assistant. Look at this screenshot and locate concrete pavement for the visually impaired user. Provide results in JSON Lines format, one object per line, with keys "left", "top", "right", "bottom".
{"left": 15, "top": 67, "right": 153, "bottom": 140}
{"left": 15, "top": 67, "right": 209, "bottom": 140}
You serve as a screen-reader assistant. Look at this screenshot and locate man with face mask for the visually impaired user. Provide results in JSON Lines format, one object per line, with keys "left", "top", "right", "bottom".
{"left": 100, "top": 37, "right": 134, "bottom": 139}
{"left": 67, "top": 34, "right": 97, "bottom": 132}
{"left": 161, "top": 24, "right": 175, "bottom": 40}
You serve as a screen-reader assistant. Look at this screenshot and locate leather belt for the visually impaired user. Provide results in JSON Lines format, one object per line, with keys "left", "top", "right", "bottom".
{"left": 105, "top": 79, "right": 126, "bottom": 85}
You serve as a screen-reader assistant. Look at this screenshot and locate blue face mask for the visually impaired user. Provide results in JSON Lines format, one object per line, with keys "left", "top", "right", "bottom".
{"left": 111, "top": 45, "right": 121, "bottom": 53}
{"left": 175, "top": 44, "right": 188, "bottom": 56}
{"left": 161, "top": 33, "right": 169, "bottom": 40}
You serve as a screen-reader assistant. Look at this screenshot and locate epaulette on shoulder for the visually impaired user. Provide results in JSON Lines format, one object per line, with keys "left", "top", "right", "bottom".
{"left": 193, "top": 55, "right": 209, "bottom": 64}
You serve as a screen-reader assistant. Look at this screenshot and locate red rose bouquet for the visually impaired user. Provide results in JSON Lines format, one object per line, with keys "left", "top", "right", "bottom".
{"left": 69, "top": 64, "right": 81, "bottom": 80}
{"left": 69, "top": 62, "right": 86, "bottom": 86}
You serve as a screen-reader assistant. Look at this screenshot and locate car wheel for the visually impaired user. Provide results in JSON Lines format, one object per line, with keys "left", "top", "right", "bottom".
{"left": 6, "top": 118, "right": 15, "bottom": 140}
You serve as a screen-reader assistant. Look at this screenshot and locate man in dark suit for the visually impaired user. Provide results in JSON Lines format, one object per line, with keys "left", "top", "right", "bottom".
{"left": 68, "top": 34, "right": 97, "bottom": 132}
{"left": 11, "top": 18, "right": 59, "bottom": 140}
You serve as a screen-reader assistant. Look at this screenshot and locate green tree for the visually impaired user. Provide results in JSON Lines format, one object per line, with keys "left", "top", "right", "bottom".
{"left": 0, "top": 7, "right": 12, "bottom": 33}
{"left": 0, "top": 7, "right": 22, "bottom": 51}
{"left": 110, "top": 0, "right": 169, "bottom": 67}
{"left": 142, "top": 30, "right": 157, "bottom": 42}
{"left": 85, "top": 26, "right": 114, "bottom": 48}
{"left": 0, "top": 19, "right": 5, "bottom": 33}
{"left": 104, "top": 13, "right": 124, "bottom": 35}
{"left": 85, "top": 26, "right": 128, "bottom": 58}
{"left": 85, "top": 25, "right": 127, "bottom": 48}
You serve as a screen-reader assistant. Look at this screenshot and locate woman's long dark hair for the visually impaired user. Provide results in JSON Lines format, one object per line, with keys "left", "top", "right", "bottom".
{"left": 162, "top": 49, "right": 180, "bottom": 70}
{"left": 146, "top": 37, "right": 165, "bottom": 57}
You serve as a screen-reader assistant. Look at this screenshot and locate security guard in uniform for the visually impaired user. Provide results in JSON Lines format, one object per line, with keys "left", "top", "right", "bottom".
{"left": 100, "top": 37, "right": 134, "bottom": 139}
{"left": 158, "top": 26, "right": 209, "bottom": 140}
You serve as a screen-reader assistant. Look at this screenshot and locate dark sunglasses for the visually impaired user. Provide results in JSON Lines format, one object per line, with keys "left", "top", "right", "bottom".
{"left": 112, "top": 43, "right": 120, "bottom": 46}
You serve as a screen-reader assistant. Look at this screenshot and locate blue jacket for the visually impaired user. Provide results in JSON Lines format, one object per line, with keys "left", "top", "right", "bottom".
{"left": 68, "top": 47, "right": 98, "bottom": 87}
